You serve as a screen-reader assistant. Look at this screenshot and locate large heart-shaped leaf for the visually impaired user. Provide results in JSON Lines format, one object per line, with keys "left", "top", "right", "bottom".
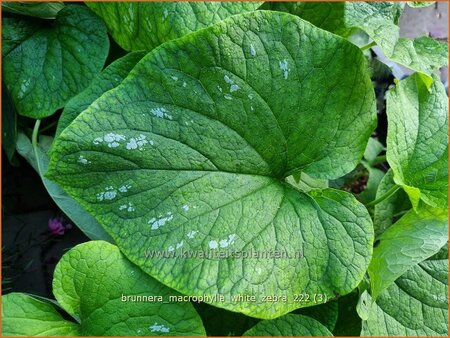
{"left": 2, "top": 241, "right": 206, "bottom": 336}
{"left": 362, "top": 258, "right": 448, "bottom": 336}
{"left": 48, "top": 11, "right": 375, "bottom": 318}
{"left": 268, "top": 2, "right": 447, "bottom": 84}
{"left": 2, "top": 5, "right": 109, "bottom": 118}
{"left": 386, "top": 73, "right": 448, "bottom": 209}
{"left": 368, "top": 206, "right": 447, "bottom": 299}
{"left": 86, "top": 1, "right": 262, "bottom": 51}
{"left": 243, "top": 314, "right": 333, "bottom": 336}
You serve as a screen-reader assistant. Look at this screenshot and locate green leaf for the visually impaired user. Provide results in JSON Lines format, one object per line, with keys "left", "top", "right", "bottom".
{"left": 56, "top": 51, "right": 146, "bottom": 137}
{"left": 2, "top": 241, "right": 205, "bottom": 336}
{"left": 16, "top": 132, "right": 114, "bottom": 242}
{"left": 47, "top": 11, "right": 375, "bottom": 318}
{"left": 2, "top": 5, "right": 109, "bottom": 118}
{"left": 269, "top": 2, "right": 447, "bottom": 83}
{"left": 363, "top": 137, "right": 385, "bottom": 164}
{"left": 286, "top": 171, "right": 328, "bottom": 193}
{"left": 373, "top": 169, "right": 411, "bottom": 237}
{"left": 368, "top": 206, "right": 448, "bottom": 299}
{"left": 53, "top": 241, "right": 205, "bottom": 336}
{"left": 408, "top": 2, "right": 435, "bottom": 8}
{"left": 359, "top": 163, "right": 385, "bottom": 204}
{"left": 386, "top": 73, "right": 448, "bottom": 209}
{"left": 2, "top": 293, "right": 80, "bottom": 336}
{"left": 244, "top": 314, "right": 333, "bottom": 336}
{"left": 362, "top": 259, "right": 448, "bottom": 336}
{"left": 86, "top": 2, "right": 262, "bottom": 52}
{"left": 2, "top": 84, "right": 17, "bottom": 162}
{"left": 2, "top": 2, "right": 64, "bottom": 19}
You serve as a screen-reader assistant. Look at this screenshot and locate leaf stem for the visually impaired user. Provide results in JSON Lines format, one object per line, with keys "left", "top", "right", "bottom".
{"left": 32, "top": 119, "right": 43, "bottom": 175}
{"left": 39, "top": 120, "right": 58, "bottom": 133}
{"left": 361, "top": 41, "right": 377, "bottom": 51}
{"left": 365, "top": 184, "right": 400, "bottom": 207}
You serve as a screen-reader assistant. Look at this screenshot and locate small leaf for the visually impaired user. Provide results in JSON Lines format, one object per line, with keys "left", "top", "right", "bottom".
{"left": 270, "top": 2, "right": 447, "bottom": 82}
{"left": 56, "top": 51, "right": 146, "bottom": 137}
{"left": 386, "top": 73, "right": 448, "bottom": 209}
{"left": 359, "top": 163, "right": 385, "bottom": 204}
{"left": 373, "top": 169, "right": 411, "bottom": 237}
{"left": 243, "top": 314, "right": 333, "bottom": 336}
{"left": 363, "top": 137, "right": 385, "bottom": 164}
{"left": 408, "top": 2, "right": 436, "bottom": 8}
{"left": 362, "top": 259, "right": 448, "bottom": 336}
{"left": 356, "top": 290, "right": 372, "bottom": 321}
{"left": 2, "top": 1, "right": 64, "bottom": 19}
{"left": 16, "top": 132, "right": 114, "bottom": 242}
{"left": 86, "top": 2, "right": 262, "bottom": 51}
{"left": 48, "top": 11, "right": 376, "bottom": 318}
{"left": 1, "top": 293, "right": 80, "bottom": 336}
{"left": 368, "top": 206, "right": 448, "bottom": 299}
{"left": 2, "top": 5, "right": 109, "bottom": 118}
{"left": 286, "top": 171, "right": 328, "bottom": 193}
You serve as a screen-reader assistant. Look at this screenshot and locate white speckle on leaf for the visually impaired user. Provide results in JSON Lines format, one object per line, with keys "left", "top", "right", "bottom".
{"left": 224, "top": 75, "right": 233, "bottom": 84}
{"left": 182, "top": 81, "right": 187, "bottom": 88}
{"left": 256, "top": 267, "right": 262, "bottom": 275}
{"left": 176, "top": 240, "right": 184, "bottom": 249}
{"left": 97, "top": 187, "right": 117, "bottom": 201}
{"left": 18, "top": 79, "right": 31, "bottom": 99}
{"left": 250, "top": 44, "right": 256, "bottom": 56}
{"left": 119, "top": 184, "right": 131, "bottom": 193}
{"left": 223, "top": 74, "right": 239, "bottom": 93}
{"left": 151, "top": 107, "right": 173, "bottom": 120}
{"left": 224, "top": 94, "right": 233, "bottom": 100}
{"left": 171, "top": 75, "right": 178, "bottom": 81}
{"left": 163, "top": 9, "right": 169, "bottom": 20}
{"left": 279, "top": 59, "right": 290, "bottom": 79}
{"left": 168, "top": 245, "right": 174, "bottom": 252}
{"left": 230, "top": 84, "right": 239, "bottom": 92}
{"left": 126, "top": 134, "right": 149, "bottom": 150}
{"left": 78, "top": 155, "right": 90, "bottom": 165}
{"left": 95, "top": 133, "right": 126, "bottom": 148}
{"left": 148, "top": 212, "right": 173, "bottom": 230}
{"left": 93, "top": 137, "right": 103, "bottom": 145}
{"left": 250, "top": 106, "right": 254, "bottom": 111}
{"left": 209, "top": 240, "right": 219, "bottom": 249}
{"left": 149, "top": 323, "right": 170, "bottom": 333}
{"left": 217, "top": 233, "right": 238, "bottom": 248}
{"left": 182, "top": 205, "right": 189, "bottom": 211}
{"left": 120, "top": 202, "right": 134, "bottom": 212}
{"left": 187, "top": 230, "right": 198, "bottom": 239}
{"left": 104, "top": 191, "right": 117, "bottom": 200}
{"left": 217, "top": 85, "right": 223, "bottom": 93}
{"left": 248, "top": 93, "right": 254, "bottom": 100}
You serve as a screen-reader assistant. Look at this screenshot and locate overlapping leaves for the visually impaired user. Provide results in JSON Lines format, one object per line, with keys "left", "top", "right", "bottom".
{"left": 2, "top": 241, "right": 206, "bottom": 336}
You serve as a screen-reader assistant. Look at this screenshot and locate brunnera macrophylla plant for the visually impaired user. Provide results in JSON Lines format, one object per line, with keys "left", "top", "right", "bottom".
{"left": 1, "top": 2, "right": 448, "bottom": 337}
